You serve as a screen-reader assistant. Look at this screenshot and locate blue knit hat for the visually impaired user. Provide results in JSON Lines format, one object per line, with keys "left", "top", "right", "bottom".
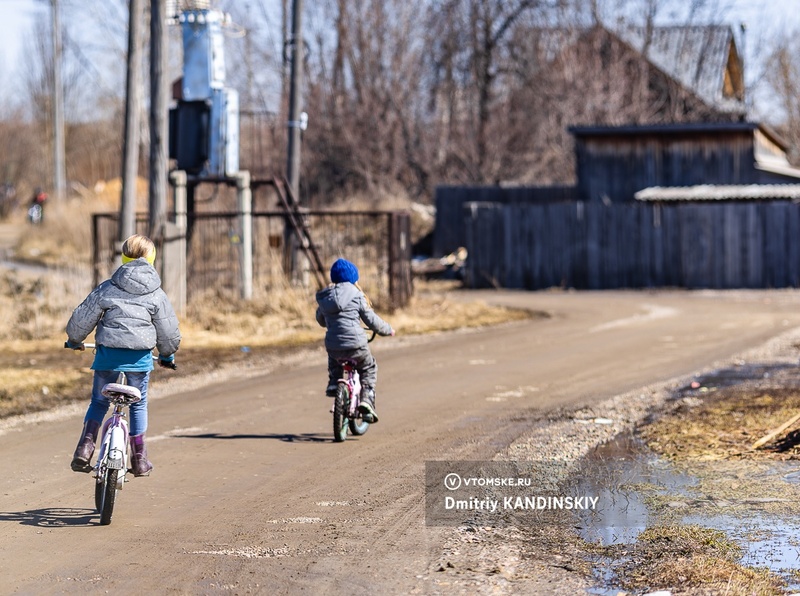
{"left": 330, "top": 258, "right": 359, "bottom": 284}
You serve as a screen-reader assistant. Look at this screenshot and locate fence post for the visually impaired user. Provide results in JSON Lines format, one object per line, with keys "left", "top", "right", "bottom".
{"left": 236, "top": 170, "right": 253, "bottom": 300}
{"left": 387, "top": 211, "right": 412, "bottom": 309}
{"left": 92, "top": 213, "right": 101, "bottom": 288}
{"left": 164, "top": 170, "right": 187, "bottom": 315}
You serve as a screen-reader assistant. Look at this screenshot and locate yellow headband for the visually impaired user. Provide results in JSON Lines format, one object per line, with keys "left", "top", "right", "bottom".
{"left": 122, "top": 247, "right": 156, "bottom": 266}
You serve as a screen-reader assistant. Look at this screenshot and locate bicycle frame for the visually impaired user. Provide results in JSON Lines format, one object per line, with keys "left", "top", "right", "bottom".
{"left": 94, "top": 402, "right": 130, "bottom": 477}
{"left": 332, "top": 360, "right": 362, "bottom": 418}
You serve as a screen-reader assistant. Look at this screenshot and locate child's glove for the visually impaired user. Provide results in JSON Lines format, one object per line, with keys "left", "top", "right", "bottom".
{"left": 158, "top": 354, "right": 177, "bottom": 370}
{"left": 64, "top": 340, "right": 85, "bottom": 351}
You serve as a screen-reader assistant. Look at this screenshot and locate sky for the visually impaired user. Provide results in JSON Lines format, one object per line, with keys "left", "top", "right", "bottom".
{"left": 0, "top": 0, "right": 799, "bottom": 114}
{"left": 0, "top": 0, "right": 43, "bottom": 75}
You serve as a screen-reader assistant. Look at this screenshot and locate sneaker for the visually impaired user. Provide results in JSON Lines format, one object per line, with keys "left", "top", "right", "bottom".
{"left": 326, "top": 384, "right": 338, "bottom": 397}
{"left": 358, "top": 388, "right": 379, "bottom": 423}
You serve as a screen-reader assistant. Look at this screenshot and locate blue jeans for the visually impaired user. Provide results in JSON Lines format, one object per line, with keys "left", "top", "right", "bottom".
{"left": 84, "top": 370, "right": 150, "bottom": 437}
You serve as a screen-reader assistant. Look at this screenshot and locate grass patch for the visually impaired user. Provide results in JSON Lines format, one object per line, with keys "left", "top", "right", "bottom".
{"left": 642, "top": 387, "right": 800, "bottom": 461}
{"left": 597, "top": 525, "right": 783, "bottom": 595}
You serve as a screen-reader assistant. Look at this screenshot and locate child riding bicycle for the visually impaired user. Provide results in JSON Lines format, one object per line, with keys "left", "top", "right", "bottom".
{"left": 65, "top": 234, "right": 181, "bottom": 476}
{"left": 316, "top": 259, "right": 394, "bottom": 423}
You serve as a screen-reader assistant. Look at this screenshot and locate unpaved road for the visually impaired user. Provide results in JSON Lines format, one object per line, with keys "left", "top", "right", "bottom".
{"left": 3, "top": 289, "right": 800, "bottom": 594}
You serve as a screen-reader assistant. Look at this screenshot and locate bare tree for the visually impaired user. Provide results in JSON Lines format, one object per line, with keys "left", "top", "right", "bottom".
{"left": 302, "top": 0, "right": 431, "bottom": 203}
{"left": 764, "top": 34, "right": 800, "bottom": 164}
{"left": 427, "top": 0, "right": 542, "bottom": 183}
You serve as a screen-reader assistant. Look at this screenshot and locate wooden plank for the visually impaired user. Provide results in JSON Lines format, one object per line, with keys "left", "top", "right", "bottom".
{"left": 752, "top": 411, "right": 800, "bottom": 450}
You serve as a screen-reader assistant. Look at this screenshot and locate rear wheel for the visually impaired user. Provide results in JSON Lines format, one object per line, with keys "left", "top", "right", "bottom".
{"left": 98, "top": 469, "right": 118, "bottom": 525}
{"left": 333, "top": 384, "right": 349, "bottom": 443}
{"left": 349, "top": 416, "right": 370, "bottom": 436}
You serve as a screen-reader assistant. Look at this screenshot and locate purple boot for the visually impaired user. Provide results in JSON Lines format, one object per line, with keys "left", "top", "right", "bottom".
{"left": 71, "top": 419, "right": 101, "bottom": 472}
{"left": 129, "top": 434, "right": 153, "bottom": 477}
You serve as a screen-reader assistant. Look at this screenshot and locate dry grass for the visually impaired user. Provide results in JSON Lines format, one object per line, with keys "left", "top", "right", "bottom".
{"left": 642, "top": 387, "right": 800, "bottom": 461}
{"left": 176, "top": 279, "right": 535, "bottom": 350}
{"left": 603, "top": 525, "right": 783, "bottom": 595}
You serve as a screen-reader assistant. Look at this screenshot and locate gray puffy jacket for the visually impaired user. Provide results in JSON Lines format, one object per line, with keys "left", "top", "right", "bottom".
{"left": 66, "top": 259, "right": 181, "bottom": 356}
{"left": 315, "top": 282, "right": 392, "bottom": 350}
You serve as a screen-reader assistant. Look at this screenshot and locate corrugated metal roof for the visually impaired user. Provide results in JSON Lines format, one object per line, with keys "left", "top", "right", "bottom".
{"left": 614, "top": 25, "right": 745, "bottom": 114}
{"left": 635, "top": 184, "right": 800, "bottom": 202}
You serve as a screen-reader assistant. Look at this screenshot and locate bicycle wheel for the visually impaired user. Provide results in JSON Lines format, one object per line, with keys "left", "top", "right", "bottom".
{"left": 98, "top": 469, "right": 119, "bottom": 525}
{"left": 349, "top": 415, "right": 370, "bottom": 436}
{"left": 333, "top": 384, "right": 349, "bottom": 443}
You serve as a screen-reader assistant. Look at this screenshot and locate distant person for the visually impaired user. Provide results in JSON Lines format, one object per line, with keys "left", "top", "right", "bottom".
{"left": 28, "top": 187, "right": 47, "bottom": 224}
{"left": 315, "top": 258, "right": 394, "bottom": 422}
{"left": 65, "top": 234, "right": 181, "bottom": 476}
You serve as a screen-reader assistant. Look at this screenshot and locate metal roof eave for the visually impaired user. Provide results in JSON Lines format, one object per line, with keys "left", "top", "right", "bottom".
{"left": 635, "top": 183, "right": 800, "bottom": 202}
{"left": 755, "top": 161, "right": 800, "bottom": 180}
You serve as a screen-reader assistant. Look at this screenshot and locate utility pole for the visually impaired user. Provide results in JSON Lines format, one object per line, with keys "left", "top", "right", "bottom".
{"left": 120, "top": 0, "right": 144, "bottom": 243}
{"left": 286, "top": 0, "right": 303, "bottom": 201}
{"left": 51, "top": 0, "right": 66, "bottom": 201}
{"left": 149, "top": 0, "right": 169, "bottom": 241}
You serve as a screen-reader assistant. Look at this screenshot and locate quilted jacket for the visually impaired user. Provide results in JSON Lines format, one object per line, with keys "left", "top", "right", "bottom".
{"left": 66, "top": 259, "right": 181, "bottom": 356}
{"left": 315, "top": 282, "right": 392, "bottom": 350}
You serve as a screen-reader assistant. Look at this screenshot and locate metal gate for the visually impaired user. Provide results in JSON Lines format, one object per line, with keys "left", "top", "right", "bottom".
{"left": 92, "top": 210, "right": 413, "bottom": 309}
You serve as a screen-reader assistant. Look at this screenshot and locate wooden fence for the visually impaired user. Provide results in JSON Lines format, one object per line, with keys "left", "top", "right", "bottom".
{"left": 464, "top": 201, "right": 800, "bottom": 290}
{"left": 92, "top": 210, "right": 413, "bottom": 309}
{"left": 434, "top": 185, "right": 577, "bottom": 257}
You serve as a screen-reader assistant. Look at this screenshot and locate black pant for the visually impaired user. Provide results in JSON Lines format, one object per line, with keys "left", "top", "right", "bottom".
{"left": 327, "top": 345, "right": 377, "bottom": 389}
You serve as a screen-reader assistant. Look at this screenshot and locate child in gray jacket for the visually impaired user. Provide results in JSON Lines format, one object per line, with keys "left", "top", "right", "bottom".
{"left": 65, "top": 234, "right": 181, "bottom": 476}
{"left": 316, "top": 259, "right": 394, "bottom": 422}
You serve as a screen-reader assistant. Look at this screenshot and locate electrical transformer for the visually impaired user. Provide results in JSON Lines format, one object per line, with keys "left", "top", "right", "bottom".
{"left": 169, "top": 8, "right": 239, "bottom": 177}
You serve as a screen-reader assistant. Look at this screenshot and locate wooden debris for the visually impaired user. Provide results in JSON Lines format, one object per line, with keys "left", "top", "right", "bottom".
{"left": 752, "top": 412, "right": 800, "bottom": 449}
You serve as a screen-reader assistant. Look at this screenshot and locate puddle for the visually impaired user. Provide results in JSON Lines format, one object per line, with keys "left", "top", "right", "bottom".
{"left": 573, "top": 434, "right": 697, "bottom": 546}
{"left": 575, "top": 433, "right": 800, "bottom": 592}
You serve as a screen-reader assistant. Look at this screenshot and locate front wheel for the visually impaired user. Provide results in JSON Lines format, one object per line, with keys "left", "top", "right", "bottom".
{"left": 97, "top": 468, "right": 119, "bottom": 525}
{"left": 333, "top": 384, "right": 350, "bottom": 443}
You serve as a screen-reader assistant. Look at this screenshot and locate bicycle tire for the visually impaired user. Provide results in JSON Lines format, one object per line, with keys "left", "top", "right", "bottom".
{"left": 349, "top": 416, "right": 370, "bottom": 436}
{"left": 99, "top": 469, "right": 118, "bottom": 525}
{"left": 333, "top": 384, "right": 349, "bottom": 443}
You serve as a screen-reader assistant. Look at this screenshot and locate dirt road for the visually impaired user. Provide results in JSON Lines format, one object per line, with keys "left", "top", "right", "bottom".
{"left": 3, "top": 289, "right": 800, "bottom": 594}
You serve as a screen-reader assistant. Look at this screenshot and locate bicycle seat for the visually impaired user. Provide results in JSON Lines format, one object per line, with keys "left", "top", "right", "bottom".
{"left": 336, "top": 358, "right": 358, "bottom": 367}
{"left": 101, "top": 383, "right": 142, "bottom": 404}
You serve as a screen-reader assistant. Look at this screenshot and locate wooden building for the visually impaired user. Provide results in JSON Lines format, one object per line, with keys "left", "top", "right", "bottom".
{"left": 572, "top": 122, "right": 800, "bottom": 204}
{"left": 432, "top": 22, "right": 800, "bottom": 291}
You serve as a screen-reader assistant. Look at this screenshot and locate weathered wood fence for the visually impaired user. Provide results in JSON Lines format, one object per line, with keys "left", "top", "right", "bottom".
{"left": 464, "top": 201, "right": 800, "bottom": 290}
{"left": 93, "top": 210, "right": 413, "bottom": 309}
{"left": 434, "top": 185, "right": 577, "bottom": 256}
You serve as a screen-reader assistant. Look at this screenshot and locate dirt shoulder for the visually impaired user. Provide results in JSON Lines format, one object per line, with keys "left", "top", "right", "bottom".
{"left": 424, "top": 318, "right": 800, "bottom": 595}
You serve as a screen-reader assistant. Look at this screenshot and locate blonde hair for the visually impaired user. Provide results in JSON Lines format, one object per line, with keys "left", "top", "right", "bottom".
{"left": 121, "top": 234, "right": 156, "bottom": 264}
{"left": 355, "top": 281, "right": 373, "bottom": 307}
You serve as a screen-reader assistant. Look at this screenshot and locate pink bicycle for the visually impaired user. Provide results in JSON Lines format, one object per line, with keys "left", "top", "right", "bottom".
{"left": 331, "top": 332, "right": 375, "bottom": 442}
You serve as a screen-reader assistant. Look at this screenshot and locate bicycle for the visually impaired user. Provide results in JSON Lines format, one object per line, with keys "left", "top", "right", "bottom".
{"left": 27, "top": 203, "right": 42, "bottom": 225}
{"left": 331, "top": 331, "right": 376, "bottom": 443}
{"left": 66, "top": 342, "right": 171, "bottom": 525}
